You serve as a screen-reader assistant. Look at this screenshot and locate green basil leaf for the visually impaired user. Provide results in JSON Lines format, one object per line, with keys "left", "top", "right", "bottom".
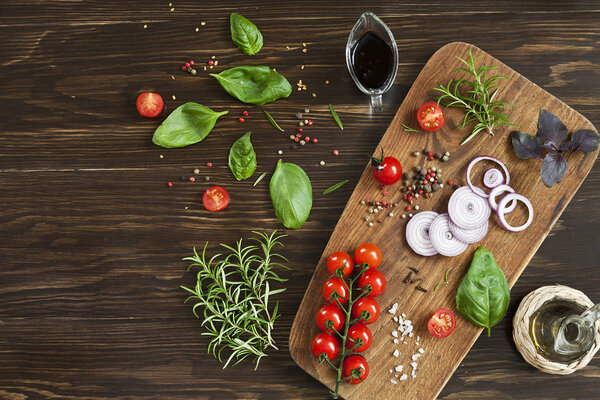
{"left": 230, "top": 13, "right": 263, "bottom": 56}
{"left": 269, "top": 160, "right": 312, "bottom": 229}
{"left": 228, "top": 131, "right": 257, "bottom": 180}
{"left": 152, "top": 102, "right": 228, "bottom": 148}
{"left": 456, "top": 247, "right": 510, "bottom": 337}
{"left": 211, "top": 66, "right": 292, "bottom": 106}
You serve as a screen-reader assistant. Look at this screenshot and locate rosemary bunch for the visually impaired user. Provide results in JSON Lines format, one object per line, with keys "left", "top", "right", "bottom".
{"left": 434, "top": 48, "right": 514, "bottom": 145}
{"left": 181, "top": 231, "right": 289, "bottom": 370}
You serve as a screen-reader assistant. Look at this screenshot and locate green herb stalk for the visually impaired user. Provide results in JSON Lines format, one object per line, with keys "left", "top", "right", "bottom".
{"left": 181, "top": 231, "right": 289, "bottom": 369}
{"left": 434, "top": 48, "right": 514, "bottom": 145}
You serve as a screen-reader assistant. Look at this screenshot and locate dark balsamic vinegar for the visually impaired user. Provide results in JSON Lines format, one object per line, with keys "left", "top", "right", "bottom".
{"left": 351, "top": 32, "right": 394, "bottom": 90}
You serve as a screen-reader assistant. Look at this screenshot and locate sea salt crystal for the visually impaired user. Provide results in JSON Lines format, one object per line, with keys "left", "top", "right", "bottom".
{"left": 389, "top": 369, "right": 393, "bottom": 373}
{"left": 393, "top": 316, "right": 399, "bottom": 322}
{"left": 408, "top": 332, "right": 414, "bottom": 338}
{"left": 401, "top": 313, "right": 406, "bottom": 318}
{"left": 400, "top": 374, "right": 408, "bottom": 381}
{"left": 411, "top": 354, "right": 421, "bottom": 361}
{"left": 392, "top": 331, "right": 398, "bottom": 338}
{"left": 393, "top": 339, "right": 399, "bottom": 344}
{"left": 391, "top": 379, "right": 397, "bottom": 385}
{"left": 395, "top": 365, "right": 403, "bottom": 372}
{"left": 410, "top": 362, "right": 418, "bottom": 369}
{"left": 418, "top": 348, "right": 424, "bottom": 354}
{"left": 393, "top": 349, "right": 400, "bottom": 357}
{"left": 415, "top": 342, "right": 419, "bottom": 346}
{"left": 403, "top": 341, "right": 408, "bottom": 345}
{"left": 389, "top": 303, "right": 398, "bottom": 314}
{"left": 417, "top": 336, "right": 420, "bottom": 341}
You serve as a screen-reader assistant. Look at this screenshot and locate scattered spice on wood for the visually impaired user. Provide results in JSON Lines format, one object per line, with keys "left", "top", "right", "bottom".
{"left": 415, "top": 286, "right": 428, "bottom": 293}
{"left": 408, "top": 266, "right": 419, "bottom": 274}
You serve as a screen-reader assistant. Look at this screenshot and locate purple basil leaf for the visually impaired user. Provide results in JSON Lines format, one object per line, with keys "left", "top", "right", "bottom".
{"left": 511, "top": 130, "right": 543, "bottom": 159}
{"left": 540, "top": 153, "right": 567, "bottom": 188}
{"left": 537, "top": 109, "right": 567, "bottom": 147}
{"left": 560, "top": 129, "right": 600, "bottom": 153}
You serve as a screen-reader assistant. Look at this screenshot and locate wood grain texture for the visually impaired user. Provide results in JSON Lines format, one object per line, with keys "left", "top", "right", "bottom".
{"left": 289, "top": 42, "right": 599, "bottom": 399}
{"left": 0, "top": 1, "right": 599, "bottom": 399}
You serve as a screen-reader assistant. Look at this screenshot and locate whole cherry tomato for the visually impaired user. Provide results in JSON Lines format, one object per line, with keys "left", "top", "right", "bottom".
{"left": 371, "top": 149, "right": 402, "bottom": 185}
{"left": 417, "top": 101, "right": 445, "bottom": 132}
{"left": 342, "top": 354, "right": 369, "bottom": 384}
{"left": 427, "top": 308, "right": 456, "bottom": 338}
{"left": 202, "top": 186, "right": 229, "bottom": 212}
{"left": 346, "top": 324, "right": 372, "bottom": 352}
{"left": 136, "top": 92, "right": 164, "bottom": 117}
{"left": 311, "top": 333, "right": 340, "bottom": 360}
{"left": 352, "top": 297, "right": 381, "bottom": 324}
{"left": 322, "top": 277, "right": 349, "bottom": 304}
{"left": 316, "top": 304, "right": 345, "bottom": 334}
{"left": 354, "top": 243, "right": 382, "bottom": 269}
{"left": 358, "top": 269, "right": 387, "bottom": 297}
{"left": 326, "top": 251, "right": 354, "bottom": 277}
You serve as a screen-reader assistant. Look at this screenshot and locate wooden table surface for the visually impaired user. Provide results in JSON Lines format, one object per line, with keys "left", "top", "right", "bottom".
{"left": 1, "top": 1, "right": 599, "bottom": 399}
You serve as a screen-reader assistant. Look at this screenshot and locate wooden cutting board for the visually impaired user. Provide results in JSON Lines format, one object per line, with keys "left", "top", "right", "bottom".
{"left": 289, "top": 42, "right": 598, "bottom": 400}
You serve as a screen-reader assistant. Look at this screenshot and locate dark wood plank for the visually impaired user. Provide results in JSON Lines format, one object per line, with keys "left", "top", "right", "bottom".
{"left": 0, "top": 1, "right": 599, "bottom": 399}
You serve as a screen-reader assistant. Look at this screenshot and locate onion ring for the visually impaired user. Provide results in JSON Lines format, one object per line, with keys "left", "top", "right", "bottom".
{"left": 488, "top": 184, "right": 517, "bottom": 213}
{"left": 447, "top": 186, "right": 491, "bottom": 230}
{"left": 448, "top": 216, "right": 489, "bottom": 244}
{"left": 429, "top": 213, "right": 469, "bottom": 257}
{"left": 483, "top": 168, "right": 504, "bottom": 188}
{"left": 497, "top": 193, "right": 533, "bottom": 232}
{"left": 466, "top": 156, "right": 510, "bottom": 198}
{"left": 405, "top": 211, "right": 439, "bottom": 256}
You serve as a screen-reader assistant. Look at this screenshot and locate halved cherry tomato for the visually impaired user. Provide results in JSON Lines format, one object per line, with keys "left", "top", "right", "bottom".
{"left": 316, "top": 304, "right": 345, "bottom": 334}
{"left": 202, "top": 186, "right": 229, "bottom": 212}
{"left": 311, "top": 333, "right": 340, "bottom": 360}
{"left": 342, "top": 354, "right": 369, "bottom": 384}
{"left": 351, "top": 297, "right": 380, "bottom": 325}
{"left": 346, "top": 324, "right": 372, "bottom": 352}
{"left": 354, "top": 243, "right": 382, "bottom": 269}
{"left": 417, "top": 101, "right": 444, "bottom": 132}
{"left": 136, "top": 92, "right": 164, "bottom": 118}
{"left": 427, "top": 308, "right": 456, "bottom": 338}
{"left": 326, "top": 251, "right": 354, "bottom": 277}
{"left": 371, "top": 149, "right": 402, "bottom": 185}
{"left": 358, "top": 269, "right": 386, "bottom": 297}
{"left": 322, "top": 277, "right": 349, "bottom": 304}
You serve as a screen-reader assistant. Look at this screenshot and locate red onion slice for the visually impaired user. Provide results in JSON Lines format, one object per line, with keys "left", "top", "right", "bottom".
{"left": 405, "top": 211, "right": 439, "bottom": 256}
{"left": 483, "top": 168, "right": 504, "bottom": 188}
{"left": 466, "top": 156, "right": 510, "bottom": 198}
{"left": 429, "top": 213, "right": 469, "bottom": 257}
{"left": 497, "top": 193, "right": 534, "bottom": 232}
{"left": 447, "top": 186, "right": 491, "bottom": 230}
{"left": 488, "top": 184, "right": 517, "bottom": 213}
{"left": 448, "top": 216, "right": 489, "bottom": 244}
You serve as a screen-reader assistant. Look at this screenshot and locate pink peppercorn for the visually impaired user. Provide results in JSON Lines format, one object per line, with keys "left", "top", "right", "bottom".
{"left": 298, "top": 127, "right": 303, "bottom": 133}
{"left": 190, "top": 60, "right": 195, "bottom": 65}
{"left": 242, "top": 110, "right": 248, "bottom": 116}
{"left": 333, "top": 149, "right": 339, "bottom": 156}
{"left": 307, "top": 120, "right": 313, "bottom": 126}
{"left": 406, "top": 206, "right": 412, "bottom": 211}
{"left": 208, "top": 60, "right": 214, "bottom": 66}
{"left": 294, "top": 137, "right": 300, "bottom": 142}
{"left": 181, "top": 65, "right": 187, "bottom": 71}
{"left": 312, "top": 138, "right": 318, "bottom": 144}
{"left": 206, "top": 162, "right": 213, "bottom": 167}
{"left": 239, "top": 117, "right": 245, "bottom": 123}
{"left": 304, "top": 136, "right": 310, "bottom": 142}
{"left": 382, "top": 190, "right": 388, "bottom": 196}
{"left": 167, "top": 181, "right": 173, "bottom": 187}
{"left": 189, "top": 176, "right": 196, "bottom": 182}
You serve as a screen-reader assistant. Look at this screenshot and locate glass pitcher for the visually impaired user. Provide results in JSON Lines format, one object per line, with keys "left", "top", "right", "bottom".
{"left": 345, "top": 12, "right": 398, "bottom": 112}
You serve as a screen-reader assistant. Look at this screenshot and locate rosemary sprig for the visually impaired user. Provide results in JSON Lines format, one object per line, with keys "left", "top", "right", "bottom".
{"left": 181, "top": 231, "right": 289, "bottom": 370}
{"left": 401, "top": 123, "right": 420, "bottom": 133}
{"left": 434, "top": 48, "right": 515, "bottom": 145}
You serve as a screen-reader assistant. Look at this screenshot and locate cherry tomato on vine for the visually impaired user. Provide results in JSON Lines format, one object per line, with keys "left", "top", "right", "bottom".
{"left": 316, "top": 304, "right": 345, "bottom": 334}
{"left": 345, "top": 324, "right": 372, "bottom": 352}
{"left": 358, "top": 269, "right": 386, "bottom": 297}
{"left": 326, "top": 251, "right": 354, "bottom": 277}
{"left": 202, "top": 186, "right": 229, "bottom": 212}
{"left": 427, "top": 308, "right": 456, "bottom": 338}
{"left": 311, "top": 333, "right": 340, "bottom": 360}
{"left": 371, "top": 149, "right": 402, "bottom": 185}
{"left": 354, "top": 243, "right": 382, "bottom": 269}
{"left": 322, "top": 277, "right": 349, "bottom": 304}
{"left": 417, "top": 101, "right": 445, "bottom": 132}
{"left": 136, "top": 92, "right": 164, "bottom": 118}
{"left": 342, "top": 354, "right": 369, "bottom": 384}
{"left": 352, "top": 297, "right": 380, "bottom": 324}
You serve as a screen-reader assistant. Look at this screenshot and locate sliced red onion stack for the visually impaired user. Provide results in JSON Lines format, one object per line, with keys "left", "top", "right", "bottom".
{"left": 447, "top": 186, "right": 491, "bottom": 230}
{"left": 405, "top": 211, "right": 439, "bottom": 256}
{"left": 429, "top": 213, "right": 469, "bottom": 257}
{"left": 448, "top": 217, "right": 489, "bottom": 244}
